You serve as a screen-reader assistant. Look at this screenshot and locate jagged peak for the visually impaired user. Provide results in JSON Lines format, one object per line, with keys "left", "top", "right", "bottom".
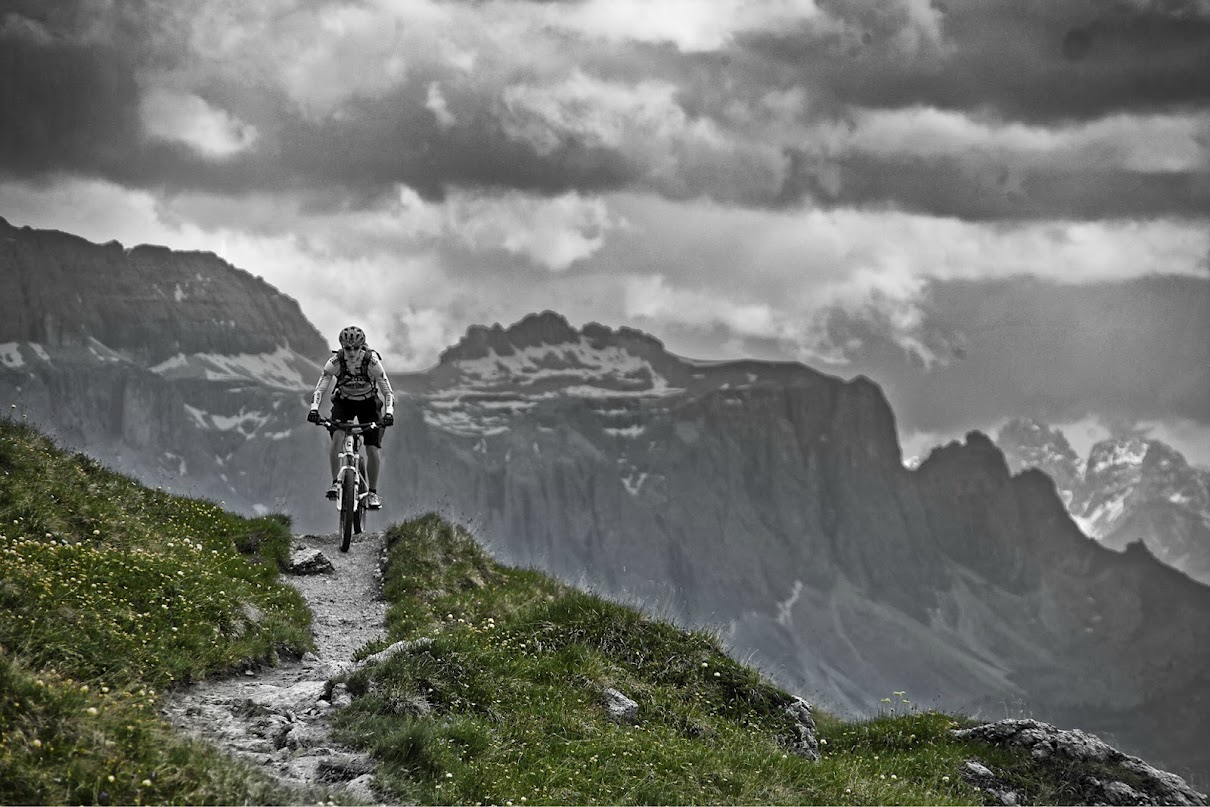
{"left": 438, "top": 311, "right": 667, "bottom": 365}
{"left": 917, "top": 430, "right": 1012, "bottom": 481}
{"left": 998, "top": 418, "right": 1077, "bottom": 452}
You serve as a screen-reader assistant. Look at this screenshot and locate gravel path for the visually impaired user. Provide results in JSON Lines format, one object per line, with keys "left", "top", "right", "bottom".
{"left": 162, "top": 530, "right": 390, "bottom": 803}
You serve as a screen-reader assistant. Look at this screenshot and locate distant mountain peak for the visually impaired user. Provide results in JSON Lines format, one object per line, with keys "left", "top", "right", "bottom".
{"left": 430, "top": 311, "right": 681, "bottom": 398}
{"left": 439, "top": 311, "right": 666, "bottom": 364}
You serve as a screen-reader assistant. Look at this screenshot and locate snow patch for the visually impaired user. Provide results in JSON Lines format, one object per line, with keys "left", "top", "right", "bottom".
{"left": 153, "top": 346, "right": 310, "bottom": 390}
{"left": 448, "top": 339, "right": 682, "bottom": 396}
{"left": 1090, "top": 441, "right": 1148, "bottom": 474}
{"left": 604, "top": 424, "right": 645, "bottom": 438}
{"left": 777, "top": 580, "right": 804, "bottom": 627}
{"left": 211, "top": 410, "right": 270, "bottom": 436}
{"left": 423, "top": 405, "right": 511, "bottom": 437}
{"left": 184, "top": 404, "right": 209, "bottom": 429}
{"left": 182, "top": 404, "right": 270, "bottom": 436}
{"left": 87, "top": 337, "right": 126, "bottom": 363}
{"left": 622, "top": 471, "right": 648, "bottom": 496}
{"left": 150, "top": 353, "right": 189, "bottom": 373}
{"left": 0, "top": 343, "right": 24, "bottom": 369}
{"left": 199, "top": 347, "right": 310, "bottom": 390}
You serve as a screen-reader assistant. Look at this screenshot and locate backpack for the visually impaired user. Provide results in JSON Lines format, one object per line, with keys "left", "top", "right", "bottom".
{"left": 331, "top": 347, "right": 383, "bottom": 401}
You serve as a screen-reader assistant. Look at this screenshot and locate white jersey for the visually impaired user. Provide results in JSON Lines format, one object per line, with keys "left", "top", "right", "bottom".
{"left": 311, "top": 349, "right": 395, "bottom": 411}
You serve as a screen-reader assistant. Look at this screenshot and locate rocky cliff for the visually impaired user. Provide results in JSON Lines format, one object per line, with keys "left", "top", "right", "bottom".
{"left": 0, "top": 216, "right": 335, "bottom": 525}
{"left": 998, "top": 418, "right": 1210, "bottom": 586}
{"left": 4, "top": 221, "right": 1209, "bottom": 784}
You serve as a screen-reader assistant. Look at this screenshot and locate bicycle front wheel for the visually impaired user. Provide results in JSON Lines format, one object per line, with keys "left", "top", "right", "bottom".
{"left": 340, "top": 467, "right": 357, "bottom": 552}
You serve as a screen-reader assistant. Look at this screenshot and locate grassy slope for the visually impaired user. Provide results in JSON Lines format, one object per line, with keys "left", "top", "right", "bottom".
{"left": 1, "top": 415, "right": 1171, "bottom": 805}
{"left": 0, "top": 416, "right": 314, "bottom": 805}
{"left": 334, "top": 515, "right": 1002, "bottom": 805}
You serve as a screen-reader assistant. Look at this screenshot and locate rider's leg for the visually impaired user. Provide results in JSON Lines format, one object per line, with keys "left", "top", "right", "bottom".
{"left": 366, "top": 444, "right": 381, "bottom": 489}
{"left": 329, "top": 431, "right": 344, "bottom": 480}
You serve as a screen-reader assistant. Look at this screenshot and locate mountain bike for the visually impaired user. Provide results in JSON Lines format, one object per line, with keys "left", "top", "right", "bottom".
{"left": 313, "top": 417, "right": 381, "bottom": 552}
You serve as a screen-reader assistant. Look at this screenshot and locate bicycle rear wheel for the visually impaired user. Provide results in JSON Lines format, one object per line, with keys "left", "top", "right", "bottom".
{"left": 340, "top": 467, "right": 357, "bottom": 552}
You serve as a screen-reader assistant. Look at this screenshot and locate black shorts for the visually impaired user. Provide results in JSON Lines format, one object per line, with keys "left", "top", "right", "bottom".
{"left": 329, "top": 396, "right": 383, "bottom": 448}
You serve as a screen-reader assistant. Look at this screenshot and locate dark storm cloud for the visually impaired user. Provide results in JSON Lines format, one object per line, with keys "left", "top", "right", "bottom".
{"left": 780, "top": 153, "right": 1210, "bottom": 220}
{"left": 0, "top": 13, "right": 142, "bottom": 178}
{"left": 826, "top": 274, "right": 1210, "bottom": 434}
{"left": 1, "top": 0, "right": 1208, "bottom": 220}
{"left": 747, "top": 0, "right": 1210, "bottom": 123}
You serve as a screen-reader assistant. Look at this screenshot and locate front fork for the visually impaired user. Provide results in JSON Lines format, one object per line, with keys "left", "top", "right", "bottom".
{"left": 335, "top": 436, "right": 367, "bottom": 503}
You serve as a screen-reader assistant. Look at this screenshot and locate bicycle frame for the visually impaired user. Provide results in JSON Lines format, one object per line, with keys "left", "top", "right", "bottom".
{"left": 314, "top": 417, "right": 379, "bottom": 552}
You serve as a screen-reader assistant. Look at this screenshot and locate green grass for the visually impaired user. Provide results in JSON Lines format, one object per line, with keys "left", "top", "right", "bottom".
{"left": 333, "top": 514, "right": 996, "bottom": 805}
{"left": 0, "top": 415, "right": 314, "bottom": 805}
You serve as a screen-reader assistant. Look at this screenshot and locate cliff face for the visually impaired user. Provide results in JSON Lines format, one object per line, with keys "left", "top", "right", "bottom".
{"left": 1, "top": 216, "right": 326, "bottom": 360}
{"left": 5, "top": 220, "right": 1210, "bottom": 784}
{"left": 0, "top": 217, "right": 334, "bottom": 524}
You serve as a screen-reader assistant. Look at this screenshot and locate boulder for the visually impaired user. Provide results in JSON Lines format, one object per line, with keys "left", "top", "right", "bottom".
{"left": 952, "top": 719, "right": 1207, "bottom": 806}
{"left": 289, "top": 548, "right": 334, "bottom": 575}
{"left": 603, "top": 687, "right": 639, "bottom": 724}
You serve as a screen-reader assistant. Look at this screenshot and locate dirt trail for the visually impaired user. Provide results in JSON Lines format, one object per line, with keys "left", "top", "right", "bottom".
{"left": 162, "top": 530, "right": 389, "bottom": 803}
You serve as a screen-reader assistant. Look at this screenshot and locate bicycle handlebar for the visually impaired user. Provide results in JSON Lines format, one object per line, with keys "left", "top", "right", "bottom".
{"left": 313, "top": 417, "right": 385, "bottom": 432}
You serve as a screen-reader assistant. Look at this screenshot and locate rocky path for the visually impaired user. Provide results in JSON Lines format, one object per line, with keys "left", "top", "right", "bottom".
{"left": 162, "top": 530, "right": 390, "bottom": 803}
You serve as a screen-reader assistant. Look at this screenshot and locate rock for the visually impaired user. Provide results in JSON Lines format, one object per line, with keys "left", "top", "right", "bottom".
{"left": 316, "top": 753, "right": 375, "bottom": 783}
{"left": 345, "top": 773, "right": 378, "bottom": 803}
{"left": 603, "top": 687, "right": 639, "bottom": 724}
{"left": 958, "top": 760, "right": 1024, "bottom": 806}
{"left": 329, "top": 683, "right": 353, "bottom": 709}
{"left": 284, "top": 723, "right": 330, "bottom": 752}
{"left": 952, "top": 719, "right": 1208, "bottom": 806}
{"left": 351, "top": 638, "right": 433, "bottom": 671}
{"left": 289, "top": 548, "right": 334, "bottom": 575}
{"left": 783, "top": 696, "right": 820, "bottom": 761}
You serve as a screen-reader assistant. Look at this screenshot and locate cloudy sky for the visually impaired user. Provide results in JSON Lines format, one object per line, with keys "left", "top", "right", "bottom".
{"left": 2, "top": 0, "right": 1208, "bottom": 463}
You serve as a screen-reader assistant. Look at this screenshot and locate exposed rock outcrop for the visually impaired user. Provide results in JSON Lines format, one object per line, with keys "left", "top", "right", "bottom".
{"left": 954, "top": 719, "right": 1207, "bottom": 806}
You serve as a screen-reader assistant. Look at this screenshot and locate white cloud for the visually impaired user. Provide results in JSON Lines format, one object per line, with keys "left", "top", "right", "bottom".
{"left": 501, "top": 70, "right": 698, "bottom": 156}
{"left": 447, "top": 190, "right": 617, "bottom": 272}
{"left": 139, "top": 89, "right": 258, "bottom": 158}
{"left": 426, "top": 82, "right": 456, "bottom": 128}
{"left": 542, "top": 0, "right": 831, "bottom": 51}
{"left": 819, "top": 106, "right": 1210, "bottom": 175}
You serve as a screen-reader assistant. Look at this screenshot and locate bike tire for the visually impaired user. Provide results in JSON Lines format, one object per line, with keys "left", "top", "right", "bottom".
{"left": 354, "top": 457, "right": 367, "bottom": 535}
{"left": 340, "top": 468, "right": 356, "bottom": 552}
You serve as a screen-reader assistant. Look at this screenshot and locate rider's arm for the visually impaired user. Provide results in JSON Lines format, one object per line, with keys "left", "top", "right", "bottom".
{"left": 310, "top": 358, "right": 338, "bottom": 410}
{"left": 371, "top": 361, "right": 395, "bottom": 414}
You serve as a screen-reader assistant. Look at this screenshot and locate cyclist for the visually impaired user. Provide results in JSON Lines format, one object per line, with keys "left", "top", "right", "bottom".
{"left": 307, "top": 325, "right": 395, "bottom": 509}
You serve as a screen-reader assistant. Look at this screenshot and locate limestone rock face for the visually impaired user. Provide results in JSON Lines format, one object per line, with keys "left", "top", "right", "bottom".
{"left": 1, "top": 217, "right": 335, "bottom": 528}
{"left": 0, "top": 216, "right": 326, "bottom": 361}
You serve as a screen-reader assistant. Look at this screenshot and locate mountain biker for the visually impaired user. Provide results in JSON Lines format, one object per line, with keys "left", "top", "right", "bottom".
{"left": 307, "top": 325, "right": 395, "bottom": 509}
